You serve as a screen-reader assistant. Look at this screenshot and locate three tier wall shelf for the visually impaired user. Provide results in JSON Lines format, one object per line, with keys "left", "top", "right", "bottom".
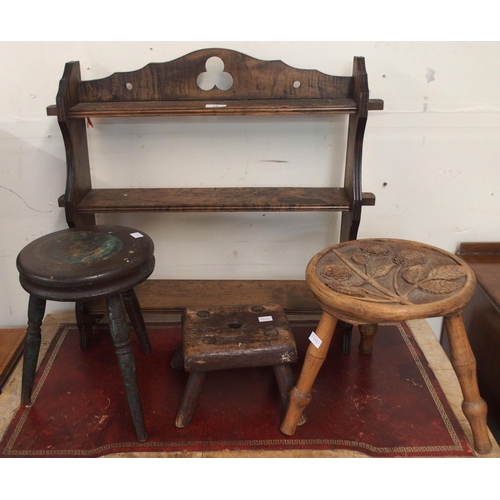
{"left": 47, "top": 48, "right": 383, "bottom": 314}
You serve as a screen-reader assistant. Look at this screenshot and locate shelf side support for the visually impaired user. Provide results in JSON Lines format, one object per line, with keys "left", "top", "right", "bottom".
{"left": 56, "top": 61, "right": 95, "bottom": 227}
{"left": 340, "top": 56, "right": 369, "bottom": 242}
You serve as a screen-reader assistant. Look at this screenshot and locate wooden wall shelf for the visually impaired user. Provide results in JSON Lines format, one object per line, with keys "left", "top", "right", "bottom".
{"left": 48, "top": 48, "right": 383, "bottom": 312}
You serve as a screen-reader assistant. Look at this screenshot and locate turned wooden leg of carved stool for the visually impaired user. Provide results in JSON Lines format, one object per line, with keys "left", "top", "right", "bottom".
{"left": 121, "top": 289, "right": 151, "bottom": 354}
{"left": 21, "top": 295, "right": 46, "bottom": 405}
{"left": 106, "top": 294, "right": 147, "bottom": 442}
{"left": 280, "top": 312, "right": 338, "bottom": 435}
{"left": 175, "top": 371, "right": 206, "bottom": 428}
{"left": 444, "top": 314, "right": 492, "bottom": 454}
{"left": 358, "top": 323, "right": 379, "bottom": 355}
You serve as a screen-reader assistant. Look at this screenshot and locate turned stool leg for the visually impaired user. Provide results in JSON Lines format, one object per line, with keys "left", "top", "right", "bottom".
{"left": 121, "top": 289, "right": 151, "bottom": 354}
{"left": 444, "top": 314, "right": 492, "bottom": 454}
{"left": 358, "top": 323, "right": 379, "bottom": 355}
{"left": 280, "top": 312, "right": 338, "bottom": 435}
{"left": 21, "top": 295, "right": 46, "bottom": 405}
{"left": 106, "top": 294, "right": 147, "bottom": 442}
{"left": 175, "top": 371, "right": 206, "bottom": 428}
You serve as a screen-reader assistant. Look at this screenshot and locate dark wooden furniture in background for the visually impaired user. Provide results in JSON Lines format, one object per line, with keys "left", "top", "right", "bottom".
{"left": 47, "top": 48, "right": 383, "bottom": 314}
{"left": 173, "top": 304, "right": 299, "bottom": 428}
{"left": 16, "top": 225, "right": 155, "bottom": 442}
{"left": 441, "top": 242, "right": 500, "bottom": 442}
{"left": 0, "top": 329, "right": 25, "bottom": 393}
{"left": 281, "top": 238, "right": 492, "bottom": 454}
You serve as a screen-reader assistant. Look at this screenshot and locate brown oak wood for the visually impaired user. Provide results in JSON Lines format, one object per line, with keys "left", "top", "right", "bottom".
{"left": 47, "top": 49, "right": 382, "bottom": 316}
{"left": 60, "top": 187, "right": 375, "bottom": 213}
{"left": 86, "top": 279, "right": 322, "bottom": 314}
{"left": 55, "top": 62, "right": 95, "bottom": 227}
{"left": 77, "top": 49, "right": 353, "bottom": 103}
{"left": 69, "top": 99, "right": 358, "bottom": 117}
{"left": 176, "top": 304, "right": 297, "bottom": 428}
{"left": 47, "top": 50, "right": 382, "bottom": 228}
{"left": 46, "top": 99, "right": 384, "bottom": 117}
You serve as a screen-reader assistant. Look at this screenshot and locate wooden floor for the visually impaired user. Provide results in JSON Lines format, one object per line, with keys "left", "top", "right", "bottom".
{"left": 1, "top": 311, "right": 499, "bottom": 458}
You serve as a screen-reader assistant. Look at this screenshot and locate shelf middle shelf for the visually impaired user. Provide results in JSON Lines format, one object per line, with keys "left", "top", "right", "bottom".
{"left": 61, "top": 187, "right": 375, "bottom": 213}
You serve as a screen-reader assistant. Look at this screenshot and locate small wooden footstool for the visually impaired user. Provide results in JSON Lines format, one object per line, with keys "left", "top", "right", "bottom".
{"left": 280, "top": 238, "right": 493, "bottom": 454}
{"left": 174, "top": 304, "right": 298, "bottom": 428}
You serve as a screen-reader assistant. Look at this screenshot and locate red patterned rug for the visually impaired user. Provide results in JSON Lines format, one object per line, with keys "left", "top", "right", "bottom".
{"left": 0, "top": 321, "right": 473, "bottom": 457}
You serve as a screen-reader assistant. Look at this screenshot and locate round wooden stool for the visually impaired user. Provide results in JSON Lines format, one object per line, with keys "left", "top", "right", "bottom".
{"left": 16, "top": 225, "right": 155, "bottom": 442}
{"left": 280, "top": 238, "right": 492, "bottom": 454}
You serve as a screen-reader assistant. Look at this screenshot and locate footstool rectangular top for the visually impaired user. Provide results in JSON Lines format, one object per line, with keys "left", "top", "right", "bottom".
{"left": 182, "top": 304, "right": 297, "bottom": 371}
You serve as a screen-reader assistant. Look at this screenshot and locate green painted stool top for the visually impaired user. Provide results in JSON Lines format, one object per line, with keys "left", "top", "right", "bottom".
{"left": 17, "top": 225, "right": 155, "bottom": 301}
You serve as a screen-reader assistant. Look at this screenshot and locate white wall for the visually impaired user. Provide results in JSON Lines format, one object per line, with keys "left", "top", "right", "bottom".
{"left": 1, "top": 41, "right": 499, "bottom": 338}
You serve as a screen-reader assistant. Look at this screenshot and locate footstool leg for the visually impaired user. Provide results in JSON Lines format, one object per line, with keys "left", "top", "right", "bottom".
{"left": 175, "top": 371, "right": 206, "bottom": 428}
{"left": 358, "top": 323, "right": 379, "bottom": 355}
{"left": 21, "top": 295, "right": 46, "bottom": 405}
{"left": 444, "top": 314, "right": 492, "bottom": 454}
{"left": 106, "top": 294, "right": 147, "bottom": 442}
{"left": 280, "top": 312, "right": 338, "bottom": 436}
{"left": 273, "top": 364, "right": 306, "bottom": 426}
{"left": 170, "top": 345, "right": 184, "bottom": 370}
{"left": 273, "top": 364, "right": 295, "bottom": 408}
{"left": 121, "top": 289, "right": 151, "bottom": 354}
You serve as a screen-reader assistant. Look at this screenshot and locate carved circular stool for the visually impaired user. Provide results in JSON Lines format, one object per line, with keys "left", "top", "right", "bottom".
{"left": 173, "top": 304, "right": 299, "bottom": 428}
{"left": 16, "top": 225, "right": 155, "bottom": 442}
{"left": 280, "top": 238, "right": 492, "bottom": 454}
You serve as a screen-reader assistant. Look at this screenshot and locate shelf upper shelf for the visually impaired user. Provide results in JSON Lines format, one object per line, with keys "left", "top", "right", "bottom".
{"left": 58, "top": 187, "right": 376, "bottom": 213}
{"left": 47, "top": 98, "right": 383, "bottom": 118}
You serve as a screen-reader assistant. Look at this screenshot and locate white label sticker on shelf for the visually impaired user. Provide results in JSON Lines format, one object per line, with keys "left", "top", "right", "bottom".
{"left": 205, "top": 104, "right": 227, "bottom": 108}
{"left": 258, "top": 316, "right": 273, "bottom": 323}
{"left": 309, "top": 331, "right": 322, "bottom": 348}
{"left": 130, "top": 232, "right": 144, "bottom": 238}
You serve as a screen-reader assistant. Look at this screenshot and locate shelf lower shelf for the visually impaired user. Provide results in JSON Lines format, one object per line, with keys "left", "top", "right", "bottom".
{"left": 87, "top": 279, "right": 322, "bottom": 314}
{"left": 59, "top": 187, "right": 375, "bottom": 213}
